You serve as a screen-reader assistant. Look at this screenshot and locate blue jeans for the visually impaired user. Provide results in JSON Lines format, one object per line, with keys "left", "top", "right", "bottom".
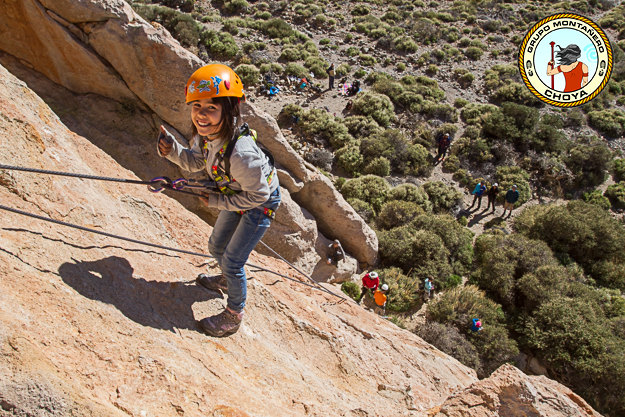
{"left": 208, "top": 188, "right": 281, "bottom": 312}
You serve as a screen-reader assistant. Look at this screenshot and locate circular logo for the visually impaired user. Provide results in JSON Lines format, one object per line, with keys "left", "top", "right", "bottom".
{"left": 519, "top": 13, "right": 613, "bottom": 107}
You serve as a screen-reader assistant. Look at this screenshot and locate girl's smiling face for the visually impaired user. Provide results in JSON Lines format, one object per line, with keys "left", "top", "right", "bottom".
{"left": 191, "top": 98, "right": 223, "bottom": 139}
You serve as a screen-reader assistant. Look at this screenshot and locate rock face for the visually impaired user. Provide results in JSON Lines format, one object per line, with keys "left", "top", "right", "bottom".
{"left": 0, "top": 62, "right": 603, "bottom": 417}
{"left": 0, "top": 0, "right": 377, "bottom": 270}
{"left": 428, "top": 364, "right": 602, "bottom": 417}
{"left": 0, "top": 63, "right": 477, "bottom": 416}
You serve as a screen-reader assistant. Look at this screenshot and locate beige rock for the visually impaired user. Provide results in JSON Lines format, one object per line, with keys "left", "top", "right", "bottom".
{"left": 0, "top": 0, "right": 137, "bottom": 103}
{"left": 0, "top": 0, "right": 375, "bottom": 269}
{"left": 428, "top": 364, "right": 602, "bottom": 417}
{"left": 294, "top": 172, "right": 379, "bottom": 265}
{"left": 0, "top": 62, "right": 479, "bottom": 417}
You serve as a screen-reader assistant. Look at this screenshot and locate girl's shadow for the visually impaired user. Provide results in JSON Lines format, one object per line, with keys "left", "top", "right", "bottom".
{"left": 58, "top": 256, "right": 219, "bottom": 333}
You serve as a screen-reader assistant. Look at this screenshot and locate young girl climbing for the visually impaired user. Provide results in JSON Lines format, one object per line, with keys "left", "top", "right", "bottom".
{"left": 157, "top": 64, "right": 281, "bottom": 337}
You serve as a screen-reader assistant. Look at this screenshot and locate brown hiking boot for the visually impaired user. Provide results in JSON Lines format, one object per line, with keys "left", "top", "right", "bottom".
{"left": 196, "top": 273, "right": 228, "bottom": 293}
{"left": 198, "top": 308, "right": 243, "bottom": 337}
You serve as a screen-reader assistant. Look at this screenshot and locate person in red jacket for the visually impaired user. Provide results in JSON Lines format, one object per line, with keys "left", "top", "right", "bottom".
{"left": 358, "top": 271, "right": 379, "bottom": 303}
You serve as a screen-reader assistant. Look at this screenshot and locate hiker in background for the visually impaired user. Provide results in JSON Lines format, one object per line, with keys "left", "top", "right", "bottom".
{"left": 435, "top": 132, "right": 451, "bottom": 163}
{"left": 347, "top": 79, "right": 360, "bottom": 96}
{"left": 471, "top": 318, "right": 483, "bottom": 332}
{"left": 486, "top": 182, "right": 499, "bottom": 214}
{"left": 326, "top": 63, "right": 335, "bottom": 90}
{"left": 373, "top": 284, "right": 389, "bottom": 316}
{"left": 326, "top": 239, "right": 345, "bottom": 266}
{"left": 469, "top": 181, "right": 486, "bottom": 210}
{"left": 501, "top": 184, "right": 519, "bottom": 218}
{"left": 358, "top": 271, "right": 379, "bottom": 304}
{"left": 157, "top": 63, "right": 280, "bottom": 337}
{"left": 423, "top": 277, "right": 434, "bottom": 301}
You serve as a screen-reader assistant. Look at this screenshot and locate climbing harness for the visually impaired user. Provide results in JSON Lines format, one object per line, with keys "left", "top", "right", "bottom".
{"left": 203, "top": 124, "right": 278, "bottom": 219}
{"left": 0, "top": 165, "right": 347, "bottom": 302}
{"left": 204, "top": 124, "right": 275, "bottom": 193}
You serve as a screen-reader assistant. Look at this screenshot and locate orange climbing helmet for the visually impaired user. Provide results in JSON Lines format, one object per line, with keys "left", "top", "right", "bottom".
{"left": 185, "top": 63, "right": 245, "bottom": 103}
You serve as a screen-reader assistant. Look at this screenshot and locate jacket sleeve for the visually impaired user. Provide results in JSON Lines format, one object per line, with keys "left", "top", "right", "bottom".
{"left": 160, "top": 134, "right": 207, "bottom": 173}
{"left": 206, "top": 138, "right": 272, "bottom": 211}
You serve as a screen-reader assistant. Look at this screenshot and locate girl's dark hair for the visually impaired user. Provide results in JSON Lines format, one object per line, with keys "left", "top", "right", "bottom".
{"left": 555, "top": 44, "right": 581, "bottom": 66}
{"left": 191, "top": 96, "right": 241, "bottom": 140}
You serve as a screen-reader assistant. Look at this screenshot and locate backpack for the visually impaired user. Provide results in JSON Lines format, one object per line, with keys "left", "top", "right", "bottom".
{"left": 221, "top": 123, "right": 275, "bottom": 179}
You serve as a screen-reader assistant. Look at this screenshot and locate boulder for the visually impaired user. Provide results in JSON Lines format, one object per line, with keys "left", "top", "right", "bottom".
{"left": 294, "top": 173, "right": 379, "bottom": 265}
{"left": 0, "top": 0, "right": 136, "bottom": 103}
{"left": 0, "top": 64, "right": 481, "bottom": 417}
{"left": 428, "top": 364, "right": 602, "bottom": 417}
{"left": 0, "top": 0, "right": 376, "bottom": 271}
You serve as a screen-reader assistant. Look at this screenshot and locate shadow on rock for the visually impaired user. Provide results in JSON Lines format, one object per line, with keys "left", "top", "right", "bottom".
{"left": 58, "top": 256, "right": 218, "bottom": 333}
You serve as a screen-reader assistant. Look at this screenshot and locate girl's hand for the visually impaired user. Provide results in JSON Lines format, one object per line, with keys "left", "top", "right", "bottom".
{"left": 158, "top": 125, "right": 174, "bottom": 156}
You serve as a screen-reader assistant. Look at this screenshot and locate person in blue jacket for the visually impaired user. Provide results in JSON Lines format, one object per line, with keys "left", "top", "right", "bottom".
{"left": 501, "top": 185, "right": 520, "bottom": 218}
{"left": 469, "top": 181, "right": 486, "bottom": 210}
{"left": 471, "top": 318, "right": 483, "bottom": 332}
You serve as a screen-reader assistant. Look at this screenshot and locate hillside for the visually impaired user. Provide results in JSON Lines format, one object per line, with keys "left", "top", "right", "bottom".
{"left": 1, "top": 57, "right": 605, "bottom": 417}
{"left": 1, "top": 0, "right": 624, "bottom": 416}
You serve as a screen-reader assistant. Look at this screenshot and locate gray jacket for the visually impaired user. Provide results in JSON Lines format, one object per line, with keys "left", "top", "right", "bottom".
{"left": 159, "top": 128, "right": 279, "bottom": 211}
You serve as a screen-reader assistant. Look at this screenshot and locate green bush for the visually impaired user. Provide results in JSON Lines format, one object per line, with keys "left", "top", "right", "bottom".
{"left": 422, "top": 181, "right": 463, "bottom": 212}
{"left": 515, "top": 201, "right": 625, "bottom": 290}
{"left": 234, "top": 64, "right": 260, "bottom": 86}
{"left": 281, "top": 61, "right": 309, "bottom": 78}
{"left": 464, "top": 46, "right": 483, "bottom": 60}
{"left": 380, "top": 267, "right": 420, "bottom": 312}
{"left": 341, "top": 175, "right": 390, "bottom": 213}
{"left": 352, "top": 92, "right": 395, "bottom": 127}
{"left": 279, "top": 47, "right": 308, "bottom": 62}
{"left": 292, "top": 108, "right": 352, "bottom": 148}
{"left": 305, "top": 56, "right": 330, "bottom": 78}
{"left": 134, "top": 5, "right": 201, "bottom": 47}
{"left": 344, "top": 116, "right": 384, "bottom": 139}
{"left": 452, "top": 68, "right": 474, "bottom": 88}
{"left": 360, "top": 130, "right": 431, "bottom": 177}
{"left": 472, "top": 232, "right": 558, "bottom": 309}
{"left": 427, "top": 285, "right": 519, "bottom": 377}
{"left": 223, "top": 0, "right": 249, "bottom": 14}
{"left": 378, "top": 227, "right": 451, "bottom": 277}
{"left": 359, "top": 54, "right": 377, "bottom": 67}
{"left": 376, "top": 200, "right": 425, "bottom": 230}
{"left": 341, "top": 281, "right": 361, "bottom": 300}
{"left": 261, "top": 18, "right": 294, "bottom": 39}
{"left": 364, "top": 157, "right": 391, "bottom": 177}
{"left": 352, "top": 4, "right": 370, "bottom": 16}
{"left": 520, "top": 296, "right": 625, "bottom": 416}
{"left": 199, "top": 30, "right": 239, "bottom": 59}
{"left": 259, "top": 62, "right": 283, "bottom": 75}
{"left": 582, "top": 189, "right": 611, "bottom": 210}
{"left": 565, "top": 138, "right": 612, "bottom": 189}
{"left": 347, "top": 198, "right": 375, "bottom": 223}
{"left": 587, "top": 109, "right": 625, "bottom": 137}
{"left": 415, "top": 321, "right": 481, "bottom": 370}
{"left": 411, "top": 214, "right": 474, "bottom": 276}
{"left": 614, "top": 158, "right": 625, "bottom": 182}
{"left": 336, "top": 143, "right": 365, "bottom": 177}
{"left": 605, "top": 182, "right": 625, "bottom": 210}
{"left": 388, "top": 183, "right": 432, "bottom": 212}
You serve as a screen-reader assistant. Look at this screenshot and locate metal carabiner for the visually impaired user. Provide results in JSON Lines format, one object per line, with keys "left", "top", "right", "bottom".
{"left": 171, "top": 178, "right": 188, "bottom": 190}
{"left": 148, "top": 176, "right": 172, "bottom": 193}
